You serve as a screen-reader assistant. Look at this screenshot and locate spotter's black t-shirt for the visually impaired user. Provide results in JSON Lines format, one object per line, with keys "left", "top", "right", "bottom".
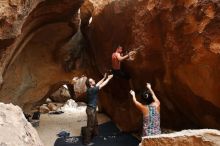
{"left": 87, "top": 86, "right": 99, "bottom": 108}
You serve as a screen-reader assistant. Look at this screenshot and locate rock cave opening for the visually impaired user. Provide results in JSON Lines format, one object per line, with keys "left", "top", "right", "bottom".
{"left": 0, "top": 0, "right": 220, "bottom": 146}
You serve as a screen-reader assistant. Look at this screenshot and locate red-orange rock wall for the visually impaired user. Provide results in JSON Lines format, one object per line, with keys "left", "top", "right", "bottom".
{"left": 0, "top": 0, "right": 220, "bottom": 131}
{"left": 87, "top": 0, "right": 220, "bottom": 130}
{"left": 0, "top": 0, "right": 85, "bottom": 111}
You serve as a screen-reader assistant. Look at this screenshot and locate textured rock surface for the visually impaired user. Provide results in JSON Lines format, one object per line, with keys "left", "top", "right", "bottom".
{"left": 0, "top": 0, "right": 220, "bottom": 132}
{"left": 0, "top": 0, "right": 43, "bottom": 39}
{"left": 0, "top": 0, "right": 44, "bottom": 85}
{"left": 0, "top": 102, "right": 43, "bottom": 146}
{"left": 50, "top": 86, "right": 71, "bottom": 102}
{"left": 141, "top": 129, "right": 220, "bottom": 146}
{"left": 0, "top": 23, "right": 81, "bottom": 112}
{"left": 0, "top": 0, "right": 86, "bottom": 112}
{"left": 87, "top": 0, "right": 220, "bottom": 130}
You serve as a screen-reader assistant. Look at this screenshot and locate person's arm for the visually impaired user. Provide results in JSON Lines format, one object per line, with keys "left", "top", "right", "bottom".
{"left": 130, "top": 90, "right": 147, "bottom": 113}
{"left": 115, "top": 51, "right": 136, "bottom": 61}
{"left": 115, "top": 53, "right": 129, "bottom": 61}
{"left": 99, "top": 74, "right": 113, "bottom": 89}
{"left": 147, "top": 83, "right": 160, "bottom": 106}
{"left": 96, "top": 73, "right": 107, "bottom": 87}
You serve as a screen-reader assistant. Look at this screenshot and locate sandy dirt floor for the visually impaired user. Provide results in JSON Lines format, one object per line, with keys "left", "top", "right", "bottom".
{"left": 36, "top": 105, "right": 110, "bottom": 146}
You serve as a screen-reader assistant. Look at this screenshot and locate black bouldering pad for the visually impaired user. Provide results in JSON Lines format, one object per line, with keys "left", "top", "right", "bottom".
{"left": 54, "top": 121, "right": 140, "bottom": 146}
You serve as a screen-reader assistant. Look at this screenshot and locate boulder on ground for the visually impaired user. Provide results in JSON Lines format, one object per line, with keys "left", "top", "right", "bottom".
{"left": 141, "top": 129, "right": 220, "bottom": 146}
{"left": 47, "top": 103, "right": 58, "bottom": 111}
{"left": 0, "top": 103, "right": 43, "bottom": 146}
{"left": 50, "top": 86, "right": 71, "bottom": 102}
{"left": 40, "top": 104, "right": 50, "bottom": 113}
{"left": 60, "top": 99, "right": 78, "bottom": 112}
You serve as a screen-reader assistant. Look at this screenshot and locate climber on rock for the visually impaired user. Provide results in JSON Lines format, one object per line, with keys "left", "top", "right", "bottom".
{"left": 83, "top": 73, "right": 113, "bottom": 145}
{"left": 130, "top": 82, "right": 161, "bottom": 136}
{"left": 111, "top": 45, "right": 137, "bottom": 90}
{"left": 111, "top": 45, "right": 136, "bottom": 80}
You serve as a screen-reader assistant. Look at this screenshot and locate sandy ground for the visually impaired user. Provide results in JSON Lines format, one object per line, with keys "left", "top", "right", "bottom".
{"left": 36, "top": 105, "right": 110, "bottom": 146}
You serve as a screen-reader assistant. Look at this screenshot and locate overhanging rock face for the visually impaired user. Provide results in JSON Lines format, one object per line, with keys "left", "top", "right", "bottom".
{"left": 0, "top": 0, "right": 220, "bottom": 132}
{"left": 141, "top": 129, "right": 220, "bottom": 146}
{"left": 0, "top": 0, "right": 86, "bottom": 111}
{"left": 86, "top": 0, "right": 220, "bottom": 131}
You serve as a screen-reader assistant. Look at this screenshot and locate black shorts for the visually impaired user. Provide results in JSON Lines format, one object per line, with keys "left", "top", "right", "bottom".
{"left": 112, "top": 69, "right": 130, "bottom": 80}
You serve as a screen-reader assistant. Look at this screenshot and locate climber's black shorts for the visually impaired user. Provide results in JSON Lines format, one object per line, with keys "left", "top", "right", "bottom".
{"left": 111, "top": 69, "right": 130, "bottom": 80}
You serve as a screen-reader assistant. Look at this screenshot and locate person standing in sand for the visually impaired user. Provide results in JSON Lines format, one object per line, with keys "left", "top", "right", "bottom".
{"left": 84, "top": 73, "right": 113, "bottom": 145}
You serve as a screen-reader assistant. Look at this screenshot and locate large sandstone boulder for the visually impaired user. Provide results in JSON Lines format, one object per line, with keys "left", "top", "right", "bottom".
{"left": 0, "top": 0, "right": 86, "bottom": 112}
{"left": 50, "top": 86, "right": 71, "bottom": 102}
{"left": 0, "top": 103, "right": 43, "bottom": 146}
{"left": 141, "top": 129, "right": 220, "bottom": 146}
{"left": 0, "top": 0, "right": 220, "bottom": 133}
{"left": 86, "top": 0, "right": 220, "bottom": 131}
